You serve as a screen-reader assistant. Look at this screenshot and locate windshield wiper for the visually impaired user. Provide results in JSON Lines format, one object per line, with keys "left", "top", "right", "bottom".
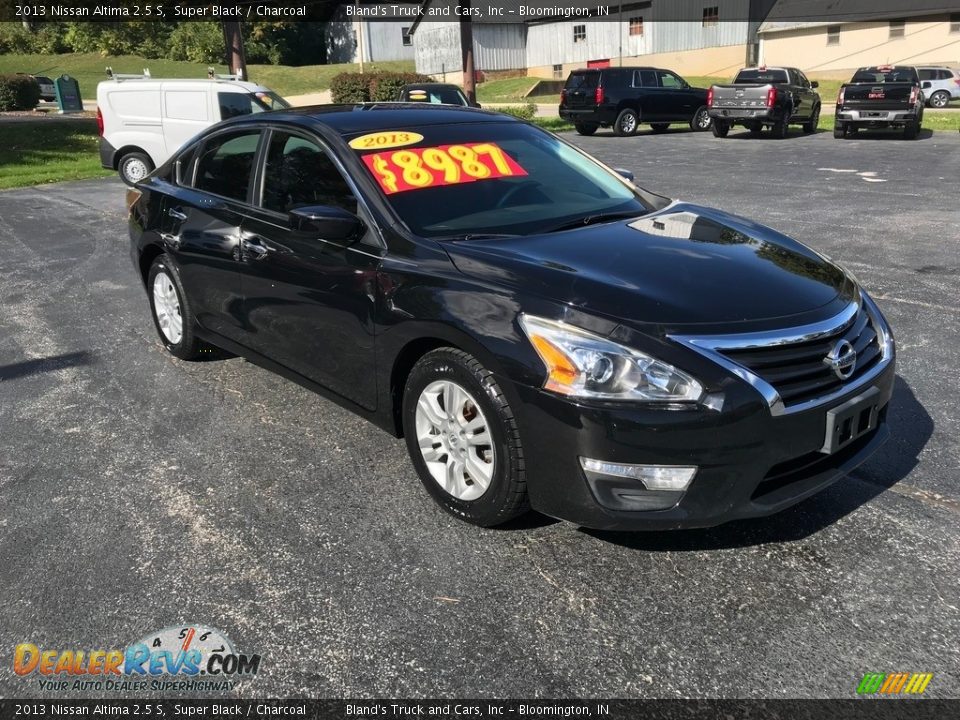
{"left": 435, "top": 233, "right": 523, "bottom": 242}
{"left": 541, "top": 210, "right": 645, "bottom": 235}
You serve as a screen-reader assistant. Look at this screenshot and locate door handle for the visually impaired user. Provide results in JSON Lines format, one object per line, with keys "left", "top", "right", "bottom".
{"left": 160, "top": 232, "right": 181, "bottom": 249}
{"left": 241, "top": 235, "right": 273, "bottom": 260}
{"left": 168, "top": 207, "right": 188, "bottom": 221}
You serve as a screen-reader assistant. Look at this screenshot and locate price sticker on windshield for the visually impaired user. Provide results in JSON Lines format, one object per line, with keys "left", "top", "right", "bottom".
{"left": 360, "top": 143, "right": 527, "bottom": 195}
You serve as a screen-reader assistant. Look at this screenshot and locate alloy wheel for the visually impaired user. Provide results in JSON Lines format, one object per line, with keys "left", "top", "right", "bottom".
{"left": 415, "top": 380, "right": 495, "bottom": 501}
{"left": 152, "top": 271, "right": 183, "bottom": 345}
{"left": 696, "top": 108, "right": 711, "bottom": 129}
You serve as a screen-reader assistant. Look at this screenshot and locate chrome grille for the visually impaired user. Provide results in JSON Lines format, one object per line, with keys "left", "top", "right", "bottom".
{"left": 719, "top": 306, "right": 882, "bottom": 408}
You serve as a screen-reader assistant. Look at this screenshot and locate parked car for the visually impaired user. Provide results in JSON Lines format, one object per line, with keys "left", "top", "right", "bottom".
{"left": 97, "top": 71, "right": 289, "bottom": 185}
{"left": 917, "top": 66, "right": 960, "bottom": 108}
{"left": 834, "top": 65, "right": 923, "bottom": 139}
{"left": 128, "top": 105, "right": 895, "bottom": 531}
{"left": 559, "top": 67, "right": 712, "bottom": 136}
{"left": 708, "top": 66, "right": 821, "bottom": 138}
{"left": 398, "top": 83, "right": 479, "bottom": 108}
{"left": 32, "top": 75, "right": 56, "bottom": 102}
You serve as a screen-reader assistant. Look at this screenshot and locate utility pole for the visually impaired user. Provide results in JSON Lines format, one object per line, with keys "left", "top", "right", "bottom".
{"left": 460, "top": 0, "right": 476, "bottom": 103}
{"left": 222, "top": 22, "right": 248, "bottom": 80}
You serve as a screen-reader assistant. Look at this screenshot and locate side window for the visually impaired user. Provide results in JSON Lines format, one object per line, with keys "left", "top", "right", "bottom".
{"left": 261, "top": 132, "right": 357, "bottom": 215}
{"left": 194, "top": 131, "right": 261, "bottom": 202}
{"left": 636, "top": 70, "right": 657, "bottom": 87}
{"left": 657, "top": 71, "right": 683, "bottom": 88}
{"left": 218, "top": 93, "right": 260, "bottom": 120}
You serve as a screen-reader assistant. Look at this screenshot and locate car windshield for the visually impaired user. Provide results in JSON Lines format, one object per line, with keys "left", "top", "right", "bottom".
{"left": 348, "top": 122, "right": 655, "bottom": 238}
{"left": 851, "top": 68, "right": 918, "bottom": 83}
{"left": 252, "top": 91, "right": 290, "bottom": 111}
{"left": 734, "top": 69, "right": 789, "bottom": 84}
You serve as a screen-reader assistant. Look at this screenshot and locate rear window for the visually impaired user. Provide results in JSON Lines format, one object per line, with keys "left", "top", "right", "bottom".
{"left": 565, "top": 72, "right": 598, "bottom": 90}
{"left": 734, "top": 69, "right": 789, "bottom": 84}
{"left": 850, "top": 67, "right": 918, "bottom": 83}
{"left": 195, "top": 131, "right": 261, "bottom": 202}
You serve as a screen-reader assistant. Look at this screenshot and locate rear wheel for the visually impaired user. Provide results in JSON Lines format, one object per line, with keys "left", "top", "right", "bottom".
{"left": 903, "top": 121, "right": 919, "bottom": 140}
{"left": 770, "top": 116, "right": 789, "bottom": 139}
{"left": 748, "top": 121, "right": 763, "bottom": 137}
{"left": 574, "top": 122, "right": 598, "bottom": 136}
{"left": 147, "top": 255, "right": 204, "bottom": 360}
{"left": 711, "top": 120, "right": 730, "bottom": 138}
{"left": 613, "top": 109, "right": 639, "bottom": 137}
{"left": 833, "top": 122, "right": 850, "bottom": 139}
{"left": 690, "top": 106, "right": 712, "bottom": 131}
{"left": 118, "top": 152, "right": 153, "bottom": 186}
{"left": 927, "top": 90, "right": 950, "bottom": 109}
{"left": 802, "top": 104, "right": 821, "bottom": 134}
{"left": 402, "top": 348, "right": 528, "bottom": 527}
{"left": 650, "top": 123, "right": 670, "bottom": 133}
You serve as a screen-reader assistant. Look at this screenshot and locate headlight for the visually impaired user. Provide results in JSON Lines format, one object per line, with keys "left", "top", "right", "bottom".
{"left": 519, "top": 315, "right": 703, "bottom": 402}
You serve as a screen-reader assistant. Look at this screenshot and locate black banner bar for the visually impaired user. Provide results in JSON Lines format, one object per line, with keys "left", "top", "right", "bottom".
{"left": 0, "top": 700, "right": 958, "bottom": 720}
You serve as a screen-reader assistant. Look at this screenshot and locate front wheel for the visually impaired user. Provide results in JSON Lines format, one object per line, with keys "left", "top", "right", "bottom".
{"left": 574, "top": 122, "right": 598, "bottom": 136}
{"left": 402, "top": 348, "right": 528, "bottom": 527}
{"left": 802, "top": 104, "right": 821, "bottom": 134}
{"left": 613, "top": 109, "right": 639, "bottom": 137}
{"left": 118, "top": 152, "right": 153, "bottom": 186}
{"left": 690, "top": 106, "right": 712, "bottom": 131}
{"left": 711, "top": 120, "right": 729, "bottom": 138}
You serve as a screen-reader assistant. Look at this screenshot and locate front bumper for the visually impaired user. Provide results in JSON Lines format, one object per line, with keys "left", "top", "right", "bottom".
{"left": 509, "top": 360, "right": 895, "bottom": 531}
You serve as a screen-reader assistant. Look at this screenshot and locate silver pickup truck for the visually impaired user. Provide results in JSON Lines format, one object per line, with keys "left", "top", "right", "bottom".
{"left": 708, "top": 67, "right": 822, "bottom": 139}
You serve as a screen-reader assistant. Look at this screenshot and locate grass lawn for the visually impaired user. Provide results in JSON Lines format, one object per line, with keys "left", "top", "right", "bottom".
{"left": 477, "top": 77, "right": 540, "bottom": 102}
{"left": 0, "top": 119, "right": 112, "bottom": 190}
{"left": 0, "top": 53, "right": 416, "bottom": 99}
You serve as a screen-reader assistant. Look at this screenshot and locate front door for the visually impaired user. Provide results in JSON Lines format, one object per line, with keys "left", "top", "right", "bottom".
{"left": 236, "top": 129, "right": 380, "bottom": 411}
{"left": 657, "top": 70, "right": 696, "bottom": 121}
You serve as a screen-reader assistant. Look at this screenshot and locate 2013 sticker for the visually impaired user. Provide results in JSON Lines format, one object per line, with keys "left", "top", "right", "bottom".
{"left": 361, "top": 142, "right": 527, "bottom": 194}
{"left": 348, "top": 131, "right": 424, "bottom": 151}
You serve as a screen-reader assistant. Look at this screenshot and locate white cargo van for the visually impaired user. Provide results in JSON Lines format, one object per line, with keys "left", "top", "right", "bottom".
{"left": 97, "top": 72, "right": 289, "bottom": 185}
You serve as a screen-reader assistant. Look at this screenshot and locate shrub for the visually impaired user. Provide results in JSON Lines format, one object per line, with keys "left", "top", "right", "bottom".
{"left": 0, "top": 74, "right": 41, "bottom": 111}
{"left": 167, "top": 23, "right": 225, "bottom": 64}
{"left": 495, "top": 104, "right": 536, "bottom": 120}
{"left": 369, "top": 71, "right": 434, "bottom": 102}
{"left": 330, "top": 72, "right": 372, "bottom": 103}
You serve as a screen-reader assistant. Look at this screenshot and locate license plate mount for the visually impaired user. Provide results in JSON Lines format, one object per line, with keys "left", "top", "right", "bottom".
{"left": 820, "top": 387, "right": 881, "bottom": 455}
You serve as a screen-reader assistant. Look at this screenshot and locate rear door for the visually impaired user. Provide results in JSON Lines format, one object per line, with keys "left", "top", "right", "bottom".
{"left": 159, "top": 128, "right": 263, "bottom": 344}
{"left": 236, "top": 128, "right": 381, "bottom": 410}
{"left": 162, "top": 83, "right": 214, "bottom": 156}
{"left": 563, "top": 71, "right": 599, "bottom": 108}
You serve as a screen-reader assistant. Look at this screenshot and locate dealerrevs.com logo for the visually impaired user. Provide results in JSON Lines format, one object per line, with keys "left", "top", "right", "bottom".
{"left": 14, "top": 625, "right": 261, "bottom": 692}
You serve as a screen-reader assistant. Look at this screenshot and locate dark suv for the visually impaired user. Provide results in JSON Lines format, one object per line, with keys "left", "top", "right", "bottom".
{"left": 559, "top": 67, "right": 712, "bottom": 136}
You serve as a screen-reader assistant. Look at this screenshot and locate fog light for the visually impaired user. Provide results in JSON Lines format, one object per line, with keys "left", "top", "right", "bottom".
{"left": 579, "top": 458, "right": 697, "bottom": 491}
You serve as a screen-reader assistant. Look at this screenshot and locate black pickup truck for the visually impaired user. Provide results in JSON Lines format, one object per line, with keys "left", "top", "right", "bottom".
{"left": 708, "top": 67, "right": 821, "bottom": 138}
{"left": 834, "top": 66, "right": 923, "bottom": 139}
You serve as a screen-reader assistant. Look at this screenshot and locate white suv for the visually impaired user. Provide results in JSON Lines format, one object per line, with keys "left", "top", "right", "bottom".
{"left": 97, "top": 73, "right": 289, "bottom": 185}
{"left": 917, "top": 66, "right": 960, "bottom": 108}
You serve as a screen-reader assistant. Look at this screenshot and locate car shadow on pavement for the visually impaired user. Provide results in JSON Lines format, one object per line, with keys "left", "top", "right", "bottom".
{"left": 0, "top": 351, "right": 95, "bottom": 381}
{"left": 582, "top": 375, "right": 933, "bottom": 551}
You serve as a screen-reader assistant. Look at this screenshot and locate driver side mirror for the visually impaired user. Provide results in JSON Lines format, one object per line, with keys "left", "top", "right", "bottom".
{"left": 811, "top": 81, "right": 820, "bottom": 88}
{"left": 288, "top": 205, "right": 364, "bottom": 243}
{"left": 614, "top": 168, "right": 635, "bottom": 182}
{"left": 922, "top": 81, "right": 932, "bottom": 89}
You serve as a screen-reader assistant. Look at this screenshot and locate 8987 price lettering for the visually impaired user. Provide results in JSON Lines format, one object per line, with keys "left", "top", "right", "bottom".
{"left": 361, "top": 143, "right": 527, "bottom": 195}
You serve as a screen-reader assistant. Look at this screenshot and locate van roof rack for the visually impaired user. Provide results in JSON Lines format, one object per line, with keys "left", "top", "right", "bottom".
{"left": 207, "top": 67, "right": 243, "bottom": 81}
{"left": 105, "top": 67, "right": 151, "bottom": 81}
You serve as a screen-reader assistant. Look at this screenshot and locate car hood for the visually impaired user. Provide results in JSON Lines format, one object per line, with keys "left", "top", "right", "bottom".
{"left": 443, "top": 203, "right": 854, "bottom": 328}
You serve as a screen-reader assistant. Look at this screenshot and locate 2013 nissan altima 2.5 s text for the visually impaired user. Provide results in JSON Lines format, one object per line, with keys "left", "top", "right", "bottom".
{"left": 127, "top": 104, "right": 895, "bottom": 531}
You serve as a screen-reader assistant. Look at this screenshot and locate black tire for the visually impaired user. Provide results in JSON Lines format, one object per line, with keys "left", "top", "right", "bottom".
{"left": 927, "top": 91, "right": 950, "bottom": 109}
{"left": 574, "top": 122, "right": 598, "bottom": 136}
{"left": 903, "top": 121, "right": 919, "bottom": 140}
{"left": 689, "top": 106, "right": 712, "bottom": 131}
{"left": 118, "top": 151, "right": 154, "bottom": 186}
{"left": 833, "top": 123, "right": 845, "bottom": 139}
{"left": 771, "top": 116, "right": 789, "bottom": 139}
{"left": 802, "top": 104, "right": 821, "bottom": 134}
{"left": 650, "top": 123, "right": 670, "bottom": 133}
{"left": 613, "top": 108, "right": 639, "bottom": 137}
{"left": 711, "top": 120, "right": 729, "bottom": 138}
{"left": 147, "top": 254, "right": 204, "bottom": 360}
{"left": 402, "top": 348, "right": 528, "bottom": 527}
{"left": 748, "top": 121, "right": 763, "bottom": 137}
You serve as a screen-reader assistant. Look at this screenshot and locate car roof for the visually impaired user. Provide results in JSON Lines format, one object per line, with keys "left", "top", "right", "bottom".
{"left": 98, "top": 79, "right": 271, "bottom": 93}
{"left": 226, "top": 103, "right": 517, "bottom": 135}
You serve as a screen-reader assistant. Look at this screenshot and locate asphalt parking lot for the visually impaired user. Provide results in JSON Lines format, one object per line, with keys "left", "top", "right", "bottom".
{"left": 1, "top": 126, "right": 958, "bottom": 699}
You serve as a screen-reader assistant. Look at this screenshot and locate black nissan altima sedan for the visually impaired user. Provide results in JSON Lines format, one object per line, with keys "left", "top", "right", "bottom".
{"left": 128, "top": 104, "right": 895, "bottom": 530}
